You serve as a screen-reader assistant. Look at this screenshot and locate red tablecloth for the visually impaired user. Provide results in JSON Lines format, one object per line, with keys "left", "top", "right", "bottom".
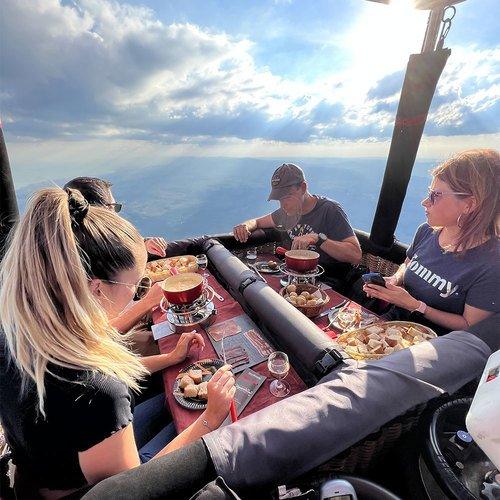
{"left": 153, "top": 255, "right": 373, "bottom": 432}
{"left": 153, "top": 270, "right": 307, "bottom": 432}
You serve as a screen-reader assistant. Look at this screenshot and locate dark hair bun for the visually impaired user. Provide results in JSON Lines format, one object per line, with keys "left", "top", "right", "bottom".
{"left": 65, "top": 188, "right": 89, "bottom": 227}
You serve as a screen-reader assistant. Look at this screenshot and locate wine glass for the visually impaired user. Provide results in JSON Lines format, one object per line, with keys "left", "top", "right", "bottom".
{"left": 268, "top": 351, "right": 290, "bottom": 397}
{"left": 196, "top": 254, "right": 209, "bottom": 277}
{"left": 246, "top": 247, "right": 257, "bottom": 265}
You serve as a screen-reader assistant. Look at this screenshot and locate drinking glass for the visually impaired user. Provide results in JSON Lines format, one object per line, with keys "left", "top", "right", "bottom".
{"left": 268, "top": 351, "right": 290, "bottom": 397}
{"left": 196, "top": 254, "right": 209, "bottom": 277}
{"left": 246, "top": 248, "right": 257, "bottom": 264}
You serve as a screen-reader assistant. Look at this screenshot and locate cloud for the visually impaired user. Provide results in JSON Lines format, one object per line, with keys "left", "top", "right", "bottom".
{"left": 1, "top": 0, "right": 498, "bottom": 148}
{"left": 367, "top": 70, "right": 405, "bottom": 100}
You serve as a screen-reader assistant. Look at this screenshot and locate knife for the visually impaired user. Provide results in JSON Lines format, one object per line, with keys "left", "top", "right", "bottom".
{"left": 317, "top": 299, "right": 348, "bottom": 319}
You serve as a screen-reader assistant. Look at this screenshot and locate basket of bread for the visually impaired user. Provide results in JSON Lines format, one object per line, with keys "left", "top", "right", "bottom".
{"left": 335, "top": 321, "right": 437, "bottom": 360}
{"left": 146, "top": 255, "right": 198, "bottom": 282}
{"left": 279, "top": 283, "right": 329, "bottom": 318}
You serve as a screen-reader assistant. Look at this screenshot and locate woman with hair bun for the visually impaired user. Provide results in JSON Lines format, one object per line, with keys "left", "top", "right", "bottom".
{"left": 364, "top": 149, "right": 499, "bottom": 334}
{"left": 0, "top": 188, "right": 235, "bottom": 497}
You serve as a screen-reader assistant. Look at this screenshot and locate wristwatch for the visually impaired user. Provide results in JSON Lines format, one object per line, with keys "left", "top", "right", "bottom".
{"left": 317, "top": 233, "right": 328, "bottom": 246}
{"left": 412, "top": 301, "right": 427, "bottom": 315}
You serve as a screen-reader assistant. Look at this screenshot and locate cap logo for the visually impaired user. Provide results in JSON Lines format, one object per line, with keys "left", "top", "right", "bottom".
{"left": 271, "top": 176, "right": 281, "bottom": 187}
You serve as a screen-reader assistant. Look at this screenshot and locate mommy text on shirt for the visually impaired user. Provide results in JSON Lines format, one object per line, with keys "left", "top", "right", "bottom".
{"left": 407, "top": 256, "right": 459, "bottom": 298}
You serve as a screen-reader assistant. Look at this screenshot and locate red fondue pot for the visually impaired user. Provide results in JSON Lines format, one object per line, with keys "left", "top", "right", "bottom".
{"left": 161, "top": 273, "right": 204, "bottom": 305}
{"left": 284, "top": 249, "right": 319, "bottom": 272}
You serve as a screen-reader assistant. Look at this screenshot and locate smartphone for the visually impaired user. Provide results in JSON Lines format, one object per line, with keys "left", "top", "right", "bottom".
{"left": 319, "top": 479, "right": 357, "bottom": 500}
{"left": 361, "top": 272, "right": 387, "bottom": 287}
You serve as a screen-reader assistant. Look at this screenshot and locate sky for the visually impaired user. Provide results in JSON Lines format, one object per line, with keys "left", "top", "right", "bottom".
{"left": 1, "top": 0, "right": 499, "bottom": 187}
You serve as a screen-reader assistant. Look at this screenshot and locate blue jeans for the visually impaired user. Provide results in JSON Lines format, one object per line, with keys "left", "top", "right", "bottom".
{"left": 133, "top": 393, "right": 177, "bottom": 463}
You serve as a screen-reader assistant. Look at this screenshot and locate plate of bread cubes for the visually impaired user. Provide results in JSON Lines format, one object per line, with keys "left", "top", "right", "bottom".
{"left": 173, "top": 359, "right": 224, "bottom": 410}
{"left": 335, "top": 321, "right": 436, "bottom": 360}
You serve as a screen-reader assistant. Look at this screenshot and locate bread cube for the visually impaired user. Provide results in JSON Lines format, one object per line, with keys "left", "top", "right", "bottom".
{"left": 197, "top": 382, "right": 208, "bottom": 400}
{"left": 386, "top": 327, "right": 403, "bottom": 336}
{"left": 371, "top": 344, "right": 384, "bottom": 354}
{"left": 188, "top": 369, "right": 203, "bottom": 384}
{"left": 183, "top": 384, "right": 198, "bottom": 398}
{"left": 179, "top": 375, "right": 194, "bottom": 389}
{"left": 365, "top": 326, "right": 384, "bottom": 336}
{"left": 385, "top": 334, "right": 400, "bottom": 347}
{"left": 367, "top": 338, "right": 382, "bottom": 349}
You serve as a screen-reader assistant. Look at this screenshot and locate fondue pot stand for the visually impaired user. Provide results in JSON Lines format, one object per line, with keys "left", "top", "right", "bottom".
{"left": 279, "top": 263, "right": 325, "bottom": 287}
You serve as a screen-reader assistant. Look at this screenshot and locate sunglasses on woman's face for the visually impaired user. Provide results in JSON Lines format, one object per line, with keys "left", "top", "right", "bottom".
{"left": 102, "top": 276, "right": 152, "bottom": 300}
{"left": 426, "top": 188, "right": 470, "bottom": 205}
{"left": 104, "top": 202, "right": 123, "bottom": 213}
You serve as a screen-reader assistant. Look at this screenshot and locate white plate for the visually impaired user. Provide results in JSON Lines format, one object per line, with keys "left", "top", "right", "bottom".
{"left": 328, "top": 307, "right": 379, "bottom": 332}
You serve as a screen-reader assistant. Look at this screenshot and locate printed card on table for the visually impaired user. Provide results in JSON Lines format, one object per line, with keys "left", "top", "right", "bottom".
{"left": 206, "top": 319, "right": 242, "bottom": 342}
{"left": 207, "top": 315, "right": 275, "bottom": 374}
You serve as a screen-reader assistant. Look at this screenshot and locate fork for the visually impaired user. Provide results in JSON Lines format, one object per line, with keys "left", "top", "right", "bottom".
{"left": 317, "top": 299, "right": 349, "bottom": 319}
{"left": 220, "top": 329, "right": 238, "bottom": 422}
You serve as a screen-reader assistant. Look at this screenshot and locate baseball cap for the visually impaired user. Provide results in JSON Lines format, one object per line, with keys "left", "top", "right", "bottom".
{"left": 267, "top": 163, "right": 305, "bottom": 201}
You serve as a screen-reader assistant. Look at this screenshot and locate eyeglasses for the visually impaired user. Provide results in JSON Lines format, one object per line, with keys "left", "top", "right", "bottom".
{"left": 102, "top": 275, "right": 152, "bottom": 299}
{"left": 104, "top": 202, "right": 123, "bottom": 213}
{"left": 427, "top": 189, "right": 470, "bottom": 205}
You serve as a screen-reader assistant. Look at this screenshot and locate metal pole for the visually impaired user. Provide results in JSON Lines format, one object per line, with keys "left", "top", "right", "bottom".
{"left": 421, "top": 7, "right": 445, "bottom": 53}
{"left": 0, "top": 123, "right": 19, "bottom": 260}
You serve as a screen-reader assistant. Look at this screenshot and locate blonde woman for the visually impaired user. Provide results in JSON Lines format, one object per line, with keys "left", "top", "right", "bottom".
{"left": 365, "top": 149, "right": 499, "bottom": 334}
{"left": 0, "top": 188, "right": 235, "bottom": 498}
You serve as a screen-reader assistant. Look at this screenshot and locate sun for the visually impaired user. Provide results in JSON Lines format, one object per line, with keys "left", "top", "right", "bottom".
{"left": 341, "top": 0, "right": 429, "bottom": 101}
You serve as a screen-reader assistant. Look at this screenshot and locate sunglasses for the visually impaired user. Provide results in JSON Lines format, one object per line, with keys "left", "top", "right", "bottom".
{"left": 102, "top": 275, "right": 152, "bottom": 300}
{"left": 105, "top": 202, "right": 123, "bottom": 213}
{"left": 427, "top": 188, "right": 470, "bottom": 205}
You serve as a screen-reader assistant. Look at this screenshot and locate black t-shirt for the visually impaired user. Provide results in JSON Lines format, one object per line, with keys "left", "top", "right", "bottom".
{"left": 0, "top": 333, "right": 133, "bottom": 491}
{"left": 271, "top": 196, "right": 355, "bottom": 268}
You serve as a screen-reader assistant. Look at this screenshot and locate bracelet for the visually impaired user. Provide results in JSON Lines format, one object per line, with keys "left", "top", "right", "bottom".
{"left": 202, "top": 418, "right": 214, "bottom": 432}
{"left": 411, "top": 300, "right": 427, "bottom": 315}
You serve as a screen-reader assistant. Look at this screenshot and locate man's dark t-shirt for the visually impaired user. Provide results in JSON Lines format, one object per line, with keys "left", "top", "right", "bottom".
{"left": 0, "top": 333, "right": 133, "bottom": 492}
{"left": 271, "top": 196, "right": 355, "bottom": 268}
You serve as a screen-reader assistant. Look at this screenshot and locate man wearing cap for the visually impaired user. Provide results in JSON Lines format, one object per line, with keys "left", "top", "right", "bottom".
{"left": 233, "top": 163, "right": 362, "bottom": 269}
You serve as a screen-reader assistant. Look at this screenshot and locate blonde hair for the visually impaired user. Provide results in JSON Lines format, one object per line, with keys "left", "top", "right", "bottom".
{"left": 432, "top": 149, "right": 499, "bottom": 252}
{"left": 0, "top": 188, "right": 148, "bottom": 415}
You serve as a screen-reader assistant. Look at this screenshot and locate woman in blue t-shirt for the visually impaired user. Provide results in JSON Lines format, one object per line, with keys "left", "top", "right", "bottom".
{"left": 0, "top": 188, "right": 235, "bottom": 497}
{"left": 364, "top": 149, "right": 499, "bottom": 334}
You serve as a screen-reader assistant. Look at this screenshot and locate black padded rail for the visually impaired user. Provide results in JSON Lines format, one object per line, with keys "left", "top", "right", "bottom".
{"left": 158, "top": 227, "right": 408, "bottom": 269}
{"left": 203, "top": 239, "right": 340, "bottom": 379}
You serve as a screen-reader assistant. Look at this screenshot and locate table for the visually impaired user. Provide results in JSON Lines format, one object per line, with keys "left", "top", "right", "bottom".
{"left": 153, "top": 254, "right": 371, "bottom": 432}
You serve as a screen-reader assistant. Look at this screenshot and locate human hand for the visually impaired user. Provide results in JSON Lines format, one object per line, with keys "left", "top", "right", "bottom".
{"left": 205, "top": 365, "right": 236, "bottom": 428}
{"left": 384, "top": 275, "right": 399, "bottom": 286}
{"left": 233, "top": 223, "right": 251, "bottom": 243}
{"left": 363, "top": 282, "right": 419, "bottom": 311}
{"left": 170, "top": 331, "right": 206, "bottom": 364}
{"left": 143, "top": 282, "right": 164, "bottom": 308}
{"left": 291, "top": 233, "right": 318, "bottom": 250}
{"left": 145, "top": 237, "right": 168, "bottom": 257}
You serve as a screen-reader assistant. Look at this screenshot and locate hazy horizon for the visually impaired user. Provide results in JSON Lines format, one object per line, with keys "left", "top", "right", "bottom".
{"left": 15, "top": 156, "right": 431, "bottom": 244}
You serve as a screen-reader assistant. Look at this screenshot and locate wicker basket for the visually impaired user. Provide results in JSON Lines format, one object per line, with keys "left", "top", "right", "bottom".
{"left": 360, "top": 253, "right": 400, "bottom": 276}
{"left": 335, "top": 321, "right": 437, "bottom": 360}
{"left": 279, "top": 283, "right": 330, "bottom": 318}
